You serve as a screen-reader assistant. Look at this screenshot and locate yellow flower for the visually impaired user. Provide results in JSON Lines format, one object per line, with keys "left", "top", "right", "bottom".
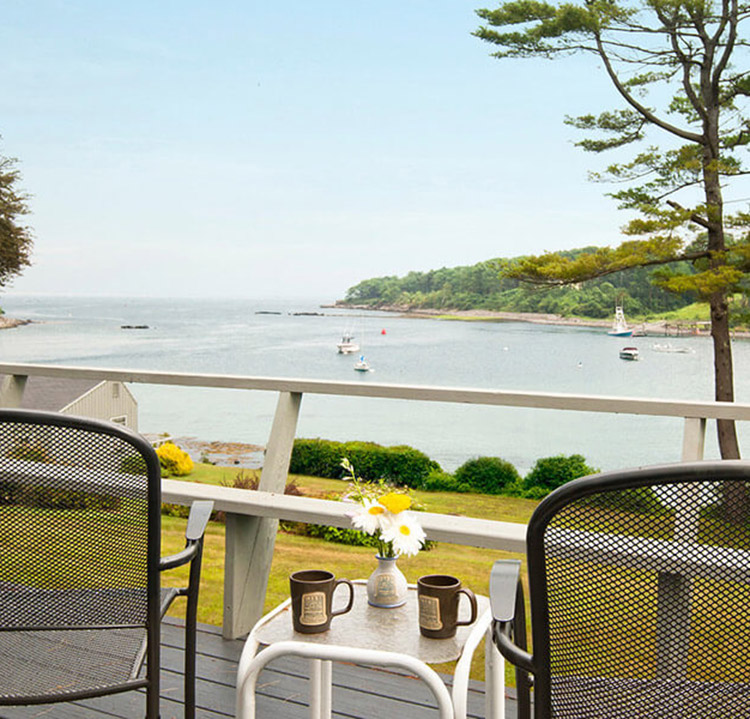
{"left": 377, "top": 493, "right": 411, "bottom": 514}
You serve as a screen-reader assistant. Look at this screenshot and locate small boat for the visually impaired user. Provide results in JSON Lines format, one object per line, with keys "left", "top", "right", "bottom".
{"left": 608, "top": 306, "right": 633, "bottom": 337}
{"left": 354, "top": 355, "right": 371, "bottom": 372}
{"left": 619, "top": 347, "right": 639, "bottom": 361}
{"left": 337, "top": 333, "right": 359, "bottom": 354}
{"left": 652, "top": 343, "right": 694, "bottom": 354}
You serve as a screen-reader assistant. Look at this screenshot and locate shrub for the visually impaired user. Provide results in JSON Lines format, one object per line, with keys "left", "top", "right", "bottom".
{"left": 0, "top": 481, "right": 119, "bottom": 511}
{"left": 583, "top": 486, "right": 669, "bottom": 515}
{"left": 8, "top": 440, "right": 52, "bottom": 463}
{"left": 121, "top": 454, "right": 148, "bottom": 475}
{"left": 289, "top": 439, "right": 440, "bottom": 488}
{"left": 163, "top": 469, "right": 304, "bottom": 522}
{"left": 156, "top": 442, "right": 194, "bottom": 477}
{"left": 421, "top": 470, "right": 472, "bottom": 493}
{"left": 305, "top": 524, "right": 381, "bottom": 547}
{"left": 453, "top": 457, "right": 520, "bottom": 495}
{"left": 523, "top": 454, "right": 597, "bottom": 497}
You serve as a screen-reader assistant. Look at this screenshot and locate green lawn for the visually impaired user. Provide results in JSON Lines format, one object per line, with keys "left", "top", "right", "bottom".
{"left": 162, "top": 465, "right": 750, "bottom": 685}
{"left": 161, "top": 464, "right": 536, "bottom": 681}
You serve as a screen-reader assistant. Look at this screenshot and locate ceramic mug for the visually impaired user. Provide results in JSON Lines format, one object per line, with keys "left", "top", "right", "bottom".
{"left": 289, "top": 569, "right": 354, "bottom": 634}
{"left": 417, "top": 574, "right": 477, "bottom": 639}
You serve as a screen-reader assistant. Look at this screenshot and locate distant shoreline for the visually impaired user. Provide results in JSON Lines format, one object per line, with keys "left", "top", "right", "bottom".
{"left": 326, "top": 303, "right": 742, "bottom": 338}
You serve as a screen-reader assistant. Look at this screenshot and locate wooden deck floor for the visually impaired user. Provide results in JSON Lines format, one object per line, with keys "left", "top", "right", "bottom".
{"left": 0, "top": 619, "right": 517, "bottom": 719}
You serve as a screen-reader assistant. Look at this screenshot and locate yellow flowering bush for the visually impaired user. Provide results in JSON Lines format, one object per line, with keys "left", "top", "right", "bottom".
{"left": 156, "top": 441, "right": 194, "bottom": 477}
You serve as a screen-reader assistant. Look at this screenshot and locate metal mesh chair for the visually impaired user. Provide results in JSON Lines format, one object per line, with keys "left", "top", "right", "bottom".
{"left": 490, "top": 460, "right": 750, "bottom": 719}
{"left": 0, "top": 409, "right": 213, "bottom": 718}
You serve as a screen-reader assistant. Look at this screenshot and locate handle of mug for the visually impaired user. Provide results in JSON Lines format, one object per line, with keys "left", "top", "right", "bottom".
{"left": 330, "top": 578, "right": 355, "bottom": 617}
{"left": 455, "top": 587, "right": 478, "bottom": 626}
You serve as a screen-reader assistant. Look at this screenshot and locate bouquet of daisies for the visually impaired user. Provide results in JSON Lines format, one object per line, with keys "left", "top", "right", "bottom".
{"left": 342, "top": 458, "right": 426, "bottom": 558}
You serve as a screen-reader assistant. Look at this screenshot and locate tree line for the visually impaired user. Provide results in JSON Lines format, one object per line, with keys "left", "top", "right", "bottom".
{"left": 341, "top": 249, "right": 697, "bottom": 319}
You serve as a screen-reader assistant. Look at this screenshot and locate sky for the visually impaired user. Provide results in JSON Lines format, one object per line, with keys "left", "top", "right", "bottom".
{"left": 0, "top": 0, "right": 706, "bottom": 301}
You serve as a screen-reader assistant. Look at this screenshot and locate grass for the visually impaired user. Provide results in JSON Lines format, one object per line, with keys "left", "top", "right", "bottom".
{"left": 163, "top": 465, "right": 750, "bottom": 686}
{"left": 10, "top": 465, "right": 750, "bottom": 687}
{"left": 653, "top": 302, "right": 711, "bottom": 322}
{"left": 159, "top": 464, "right": 536, "bottom": 682}
{"left": 160, "top": 513, "right": 524, "bottom": 682}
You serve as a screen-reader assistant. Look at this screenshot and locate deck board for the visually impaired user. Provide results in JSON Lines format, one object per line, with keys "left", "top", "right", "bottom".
{"left": 0, "top": 619, "right": 516, "bottom": 718}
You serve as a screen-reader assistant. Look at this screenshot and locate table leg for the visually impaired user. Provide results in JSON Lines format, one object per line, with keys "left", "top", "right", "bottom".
{"left": 485, "top": 631, "right": 505, "bottom": 719}
{"left": 310, "top": 658, "right": 333, "bottom": 719}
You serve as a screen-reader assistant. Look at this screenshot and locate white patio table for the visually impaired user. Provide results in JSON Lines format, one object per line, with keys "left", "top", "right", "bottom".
{"left": 236, "top": 580, "right": 505, "bottom": 719}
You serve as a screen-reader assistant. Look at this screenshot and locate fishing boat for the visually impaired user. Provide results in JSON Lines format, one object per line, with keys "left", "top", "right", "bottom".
{"left": 608, "top": 306, "right": 634, "bottom": 337}
{"left": 619, "top": 347, "right": 639, "bottom": 361}
{"left": 336, "top": 333, "right": 359, "bottom": 354}
{"left": 354, "top": 355, "right": 371, "bottom": 372}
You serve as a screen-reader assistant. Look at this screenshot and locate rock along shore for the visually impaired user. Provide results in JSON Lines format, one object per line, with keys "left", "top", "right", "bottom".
{"left": 0, "top": 316, "right": 31, "bottom": 330}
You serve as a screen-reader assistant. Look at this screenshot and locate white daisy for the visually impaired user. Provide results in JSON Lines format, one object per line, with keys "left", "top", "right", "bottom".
{"left": 379, "top": 511, "right": 426, "bottom": 557}
{"left": 349, "top": 498, "right": 387, "bottom": 535}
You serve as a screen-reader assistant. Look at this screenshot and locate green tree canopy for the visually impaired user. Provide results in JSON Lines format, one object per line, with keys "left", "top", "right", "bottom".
{"left": 0, "top": 149, "right": 33, "bottom": 288}
{"left": 475, "top": 0, "right": 750, "bottom": 459}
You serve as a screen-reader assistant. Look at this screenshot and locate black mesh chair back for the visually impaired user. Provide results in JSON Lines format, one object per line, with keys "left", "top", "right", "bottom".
{"left": 0, "top": 409, "right": 162, "bottom": 711}
{"left": 494, "top": 461, "right": 750, "bottom": 718}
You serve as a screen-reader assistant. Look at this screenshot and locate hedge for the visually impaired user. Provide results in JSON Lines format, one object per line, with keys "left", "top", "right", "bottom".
{"left": 289, "top": 439, "right": 440, "bottom": 488}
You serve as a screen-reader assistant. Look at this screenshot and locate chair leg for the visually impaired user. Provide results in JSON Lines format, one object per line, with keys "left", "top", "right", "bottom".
{"left": 184, "top": 548, "right": 203, "bottom": 719}
{"left": 183, "top": 592, "right": 198, "bottom": 719}
{"left": 148, "top": 623, "right": 162, "bottom": 719}
{"left": 146, "top": 680, "right": 161, "bottom": 718}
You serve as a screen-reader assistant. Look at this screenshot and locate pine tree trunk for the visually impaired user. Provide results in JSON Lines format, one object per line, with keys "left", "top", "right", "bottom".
{"left": 711, "top": 291, "right": 747, "bottom": 524}
{"left": 710, "top": 292, "right": 740, "bottom": 459}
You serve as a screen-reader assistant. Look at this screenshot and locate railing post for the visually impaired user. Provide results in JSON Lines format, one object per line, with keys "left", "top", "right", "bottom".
{"left": 655, "top": 415, "right": 707, "bottom": 679}
{"left": 681, "top": 416, "right": 706, "bottom": 461}
{"left": 223, "top": 391, "right": 302, "bottom": 639}
{"left": 0, "top": 374, "right": 28, "bottom": 407}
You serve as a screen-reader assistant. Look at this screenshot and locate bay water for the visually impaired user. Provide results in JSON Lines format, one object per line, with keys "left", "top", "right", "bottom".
{"left": 1, "top": 294, "right": 747, "bottom": 475}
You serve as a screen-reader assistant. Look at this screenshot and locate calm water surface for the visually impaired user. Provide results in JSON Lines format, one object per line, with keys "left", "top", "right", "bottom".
{"left": 0, "top": 295, "right": 747, "bottom": 474}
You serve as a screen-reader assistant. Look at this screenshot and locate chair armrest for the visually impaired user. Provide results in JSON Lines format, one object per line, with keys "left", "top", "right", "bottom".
{"left": 489, "top": 560, "right": 535, "bottom": 674}
{"left": 185, "top": 500, "right": 214, "bottom": 542}
{"left": 160, "top": 500, "right": 214, "bottom": 571}
{"left": 490, "top": 559, "right": 521, "bottom": 622}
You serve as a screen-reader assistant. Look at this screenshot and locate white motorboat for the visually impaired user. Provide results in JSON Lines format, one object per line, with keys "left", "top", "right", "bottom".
{"left": 337, "top": 333, "right": 359, "bottom": 354}
{"left": 608, "top": 306, "right": 634, "bottom": 337}
{"left": 619, "top": 346, "right": 639, "bottom": 361}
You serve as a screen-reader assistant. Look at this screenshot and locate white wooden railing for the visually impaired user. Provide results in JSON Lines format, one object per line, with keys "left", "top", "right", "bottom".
{"left": 1, "top": 362, "right": 748, "bottom": 638}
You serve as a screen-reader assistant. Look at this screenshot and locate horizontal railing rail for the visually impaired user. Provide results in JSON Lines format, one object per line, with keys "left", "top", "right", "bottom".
{"left": 2, "top": 361, "right": 750, "bottom": 418}
{"left": 162, "top": 479, "right": 528, "bottom": 552}
{"left": 0, "top": 361, "right": 744, "bottom": 638}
